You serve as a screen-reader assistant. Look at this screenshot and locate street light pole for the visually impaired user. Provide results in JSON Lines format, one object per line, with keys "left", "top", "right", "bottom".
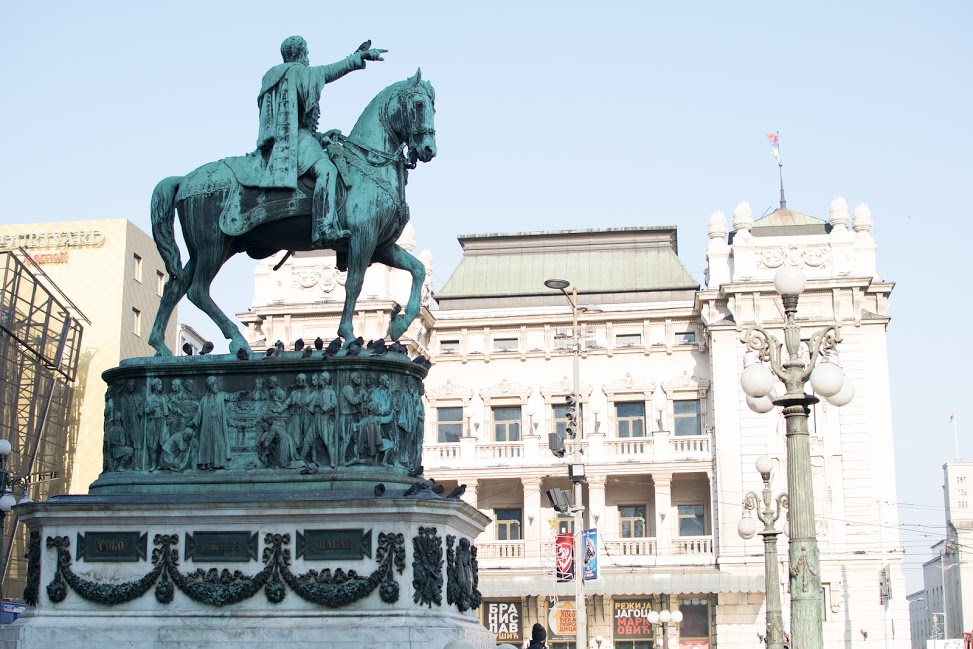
{"left": 739, "top": 455, "right": 788, "bottom": 649}
{"left": 739, "top": 267, "right": 855, "bottom": 649}
{"left": 545, "top": 278, "right": 587, "bottom": 649}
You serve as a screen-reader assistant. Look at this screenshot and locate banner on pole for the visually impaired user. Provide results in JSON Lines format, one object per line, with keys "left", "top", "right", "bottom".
{"left": 555, "top": 533, "right": 574, "bottom": 582}
{"left": 583, "top": 529, "right": 598, "bottom": 580}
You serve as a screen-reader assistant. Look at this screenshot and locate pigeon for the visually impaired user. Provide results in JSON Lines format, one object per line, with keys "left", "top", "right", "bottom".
{"left": 236, "top": 348, "right": 249, "bottom": 361}
{"left": 264, "top": 346, "right": 280, "bottom": 360}
{"left": 182, "top": 342, "right": 194, "bottom": 356}
{"left": 302, "top": 346, "right": 313, "bottom": 358}
{"left": 412, "top": 355, "right": 431, "bottom": 370}
{"left": 324, "top": 337, "right": 342, "bottom": 357}
{"left": 294, "top": 338, "right": 305, "bottom": 352}
{"left": 446, "top": 484, "right": 466, "bottom": 499}
{"left": 432, "top": 484, "right": 445, "bottom": 496}
{"left": 389, "top": 341, "right": 409, "bottom": 355}
{"left": 314, "top": 336, "right": 324, "bottom": 351}
{"left": 346, "top": 337, "right": 364, "bottom": 356}
{"left": 373, "top": 483, "right": 386, "bottom": 497}
{"left": 403, "top": 482, "right": 422, "bottom": 497}
{"left": 367, "top": 338, "right": 389, "bottom": 356}
{"left": 407, "top": 465, "right": 424, "bottom": 478}
{"left": 300, "top": 462, "right": 319, "bottom": 475}
{"left": 357, "top": 39, "right": 371, "bottom": 52}
{"left": 274, "top": 340, "right": 285, "bottom": 352}
{"left": 200, "top": 341, "right": 215, "bottom": 355}
{"left": 391, "top": 303, "right": 402, "bottom": 317}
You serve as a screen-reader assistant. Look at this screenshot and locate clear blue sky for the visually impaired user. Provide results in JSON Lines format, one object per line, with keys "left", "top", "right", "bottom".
{"left": 2, "top": 1, "right": 969, "bottom": 593}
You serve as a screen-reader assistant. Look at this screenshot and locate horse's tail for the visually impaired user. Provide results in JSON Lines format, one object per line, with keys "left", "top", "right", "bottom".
{"left": 151, "top": 176, "right": 184, "bottom": 279}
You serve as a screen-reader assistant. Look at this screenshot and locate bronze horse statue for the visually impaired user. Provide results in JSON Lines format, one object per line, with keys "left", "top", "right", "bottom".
{"left": 147, "top": 70, "right": 436, "bottom": 358}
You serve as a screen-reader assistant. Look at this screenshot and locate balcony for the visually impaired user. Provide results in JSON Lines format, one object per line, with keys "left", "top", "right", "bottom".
{"left": 423, "top": 433, "right": 711, "bottom": 470}
{"left": 605, "top": 537, "right": 657, "bottom": 557}
{"left": 477, "top": 541, "right": 527, "bottom": 563}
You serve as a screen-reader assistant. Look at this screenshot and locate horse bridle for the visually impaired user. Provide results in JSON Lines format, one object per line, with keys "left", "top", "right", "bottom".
{"left": 379, "top": 85, "right": 436, "bottom": 169}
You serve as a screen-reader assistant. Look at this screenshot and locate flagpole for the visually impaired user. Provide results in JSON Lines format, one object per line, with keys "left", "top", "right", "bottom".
{"left": 776, "top": 131, "right": 786, "bottom": 210}
{"left": 954, "top": 415, "right": 960, "bottom": 460}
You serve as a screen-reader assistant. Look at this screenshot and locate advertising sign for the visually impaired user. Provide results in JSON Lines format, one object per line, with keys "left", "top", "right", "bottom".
{"left": 484, "top": 600, "right": 522, "bottom": 644}
{"left": 548, "top": 600, "right": 577, "bottom": 639}
{"left": 555, "top": 533, "right": 574, "bottom": 581}
{"left": 613, "top": 599, "right": 654, "bottom": 640}
{"left": 583, "top": 529, "right": 598, "bottom": 580}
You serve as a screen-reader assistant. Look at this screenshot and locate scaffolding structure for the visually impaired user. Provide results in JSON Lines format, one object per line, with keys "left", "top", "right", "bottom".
{"left": 0, "top": 251, "right": 85, "bottom": 598}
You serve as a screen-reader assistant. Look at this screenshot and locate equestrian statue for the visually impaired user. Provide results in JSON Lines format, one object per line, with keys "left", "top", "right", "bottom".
{"left": 147, "top": 36, "right": 437, "bottom": 359}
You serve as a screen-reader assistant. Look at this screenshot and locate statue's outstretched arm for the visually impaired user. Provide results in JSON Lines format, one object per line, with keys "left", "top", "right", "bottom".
{"left": 315, "top": 45, "right": 387, "bottom": 84}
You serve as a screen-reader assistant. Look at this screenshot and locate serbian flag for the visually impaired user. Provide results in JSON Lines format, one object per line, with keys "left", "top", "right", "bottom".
{"left": 767, "top": 133, "right": 781, "bottom": 161}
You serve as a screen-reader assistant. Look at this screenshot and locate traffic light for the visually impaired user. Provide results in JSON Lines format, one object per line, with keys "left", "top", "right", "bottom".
{"left": 564, "top": 394, "right": 579, "bottom": 438}
{"left": 548, "top": 432, "right": 565, "bottom": 458}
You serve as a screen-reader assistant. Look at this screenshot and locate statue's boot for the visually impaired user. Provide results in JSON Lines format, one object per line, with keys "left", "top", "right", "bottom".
{"left": 312, "top": 165, "right": 350, "bottom": 248}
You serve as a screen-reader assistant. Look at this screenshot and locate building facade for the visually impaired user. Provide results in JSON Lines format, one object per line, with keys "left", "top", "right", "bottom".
{"left": 0, "top": 219, "right": 176, "bottom": 494}
{"left": 908, "top": 462, "right": 973, "bottom": 647}
{"left": 238, "top": 199, "right": 907, "bottom": 648}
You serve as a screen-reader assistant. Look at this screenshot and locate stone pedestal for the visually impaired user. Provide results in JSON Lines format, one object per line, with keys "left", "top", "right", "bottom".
{"left": 2, "top": 352, "right": 495, "bottom": 648}
{"left": 3, "top": 492, "right": 493, "bottom": 649}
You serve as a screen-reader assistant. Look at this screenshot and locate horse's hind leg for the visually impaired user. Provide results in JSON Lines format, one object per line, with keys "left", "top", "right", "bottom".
{"left": 148, "top": 258, "right": 194, "bottom": 355}
{"left": 372, "top": 244, "right": 426, "bottom": 341}
{"left": 186, "top": 248, "right": 252, "bottom": 358}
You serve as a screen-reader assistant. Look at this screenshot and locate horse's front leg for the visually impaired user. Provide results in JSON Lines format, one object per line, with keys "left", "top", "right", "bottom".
{"left": 338, "top": 232, "right": 379, "bottom": 344}
{"left": 372, "top": 244, "right": 426, "bottom": 341}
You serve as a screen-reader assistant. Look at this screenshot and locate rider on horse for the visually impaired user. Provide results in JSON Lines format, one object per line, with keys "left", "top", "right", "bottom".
{"left": 247, "top": 35, "right": 386, "bottom": 247}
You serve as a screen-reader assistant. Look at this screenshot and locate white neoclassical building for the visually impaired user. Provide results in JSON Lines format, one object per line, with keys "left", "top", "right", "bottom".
{"left": 238, "top": 197, "right": 907, "bottom": 648}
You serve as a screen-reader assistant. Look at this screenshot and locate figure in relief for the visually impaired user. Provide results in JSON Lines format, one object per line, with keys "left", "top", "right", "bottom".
{"left": 103, "top": 386, "right": 133, "bottom": 472}
{"left": 192, "top": 376, "right": 231, "bottom": 470}
{"left": 338, "top": 371, "right": 364, "bottom": 465}
{"left": 268, "top": 376, "right": 287, "bottom": 404}
{"left": 277, "top": 373, "right": 312, "bottom": 453}
{"left": 257, "top": 417, "right": 301, "bottom": 469}
{"left": 250, "top": 376, "right": 270, "bottom": 401}
{"left": 304, "top": 372, "right": 338, "bottom": 466}
{"left": 143, "top": 378, "right": 170, "bottom": 472}
{"left": 120, "top": 379, "right": 145, "bottom": 470}
{"left": 358, "top": 374, "right": 395, "bottom": 465}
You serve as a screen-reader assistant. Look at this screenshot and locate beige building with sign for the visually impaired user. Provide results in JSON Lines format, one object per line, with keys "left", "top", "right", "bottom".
{"left": 0, "top": 219, "right": 176, "bottom": 493}
{"left": 238, "top": 200, "right": 907, "bottom": 648}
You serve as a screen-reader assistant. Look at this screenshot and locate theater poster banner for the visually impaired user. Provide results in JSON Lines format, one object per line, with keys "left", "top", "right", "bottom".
{"left": 484, "top": 600, "right": 523, "bottom": 645}
{"left": 583, "top": 529, "right": 598, "bottom": 580}
{"left": 613, "top": 599, "right": 654, "bottom": 640}
{"left": 548, "top": 600, "right": 577, "bottom": 640}
{"left": 555, "top": 533, "right": 574, "bottom": 582}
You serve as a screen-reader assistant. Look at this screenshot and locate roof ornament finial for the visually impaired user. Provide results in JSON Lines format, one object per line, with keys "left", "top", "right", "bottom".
{"left": 767, "top": 132, "right": 786, "bottom": 210}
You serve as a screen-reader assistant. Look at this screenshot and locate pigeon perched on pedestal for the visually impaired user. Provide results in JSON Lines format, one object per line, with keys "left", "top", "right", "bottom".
{"left": 367, "top": 339, "right": 389, "bottom": 356}
{"left": 182, "top": 343, "right": 194, "bottom": 356}
{"left": 447, "top": 484, "right": 467, "bottom": 500}
{"left": 346, "top": 337, "right": 364, "bottom": 356}
{"left": 373, "top": 483, "right": 386, "bottom": 497}
{"left": 324, "top": 337, "right": 342, "bottom": 357}
{"left": 302, "top": 346, "right": 313, "bottom": 358}
{"left": 433, "top": 484, "right": 446, "bottom": 496}
{"left": 389, "top": 341, "right": 409, "bottom": 355}
{"left": 274, "top": 340, "right": 285, "bottom": 352}
{"left": 200, "top": 341, "right": 215, "bottom": 355}
{"left": 294, "top": 338, "right": 305, "bottom": 352}
{"left": 314, "top": 336, "right": 324, "bottom": 351}
{"left": 412, "top": 355, "right": 431, "bottom": 370}
{"left": 236, "top": 348, "right": 249, "bottom": 361}
{"left": 300, "top": 462, "right": 319, "bottom": 475}
{"left": 407, "top": 465, "right": 424, "bottom": 478}
{"left": 264, "top": 346, "right": 280, "bottom": 360}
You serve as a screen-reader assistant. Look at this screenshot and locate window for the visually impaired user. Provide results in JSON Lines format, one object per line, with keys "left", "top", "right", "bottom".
{"left": 156, "top": 271, "right": 165, "bottom": 297}
{"left": 678, "top": 597, "right": 710, "bottom": 639}
{"left": 674, "top": 399, "right": 702, "bottom": 436}
{"left": 676, "top": 331, "right": 696, "bottom": 344}
{"left": 493, "top": 406, "right": 521, "bottom": 442}
{"left": 437, "top": 407, "right": 463, "bottom": 443}
{"left": 495, "top": 508, "right": 522, "bottom": 541}
{"left": 616, "top": 402, "right": 645, "bottom": 438}
{"left": 619, "top": 505, "right": 647, "bottom": 538}
{"left": 615, "top": 333, "right": 641, "bottom": 347}
{"left": 131, "top": 308, "right": 141, "bottom": 336}
{"left": 132, "top": 254, "right": 142, "bottom": 281}
{"left": 678, "top": 505, "right": 705, "bottom": 537}
{"left": 493, "top": 337, "right": 518, "bottom": 352}
{"left": 440, "top": 339, "right": 460, "bottom": 354}
{"left": 556, "top": 514, "right": 575, "bottom": 535}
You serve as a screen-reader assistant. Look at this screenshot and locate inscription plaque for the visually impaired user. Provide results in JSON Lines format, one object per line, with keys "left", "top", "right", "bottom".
{"left": 297, "top": 529, "right": 372, "bottom": 561}
{"left": 185, "top": 532, "right": 258, "bottom": 562}
{"left": 77, "top": 532, "right": 148, "bottom": 562}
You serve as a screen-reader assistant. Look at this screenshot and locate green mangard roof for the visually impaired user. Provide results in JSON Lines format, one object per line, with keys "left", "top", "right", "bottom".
{"left": 436, "top": 245, "right": 698, "bottom": 299}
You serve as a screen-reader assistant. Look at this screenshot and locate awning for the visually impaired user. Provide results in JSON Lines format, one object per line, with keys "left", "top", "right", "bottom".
{"left": 478, "top": 570, "right": 764, "bottom": 598}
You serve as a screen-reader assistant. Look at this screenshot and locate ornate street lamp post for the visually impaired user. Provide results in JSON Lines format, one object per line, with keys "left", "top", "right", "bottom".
{"left": 0, "top": 438, "right": 28, "bottom": 630}
{"left": 739, "top": 267, "right": 855, "bottom": 649}
{"left": 738, "top": 455, "right": 788, "bottom": 649}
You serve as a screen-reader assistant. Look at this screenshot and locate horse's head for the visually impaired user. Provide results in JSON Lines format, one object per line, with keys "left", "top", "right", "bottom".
{"left": 384, "top": 69, "right": 437, "bottom": 166}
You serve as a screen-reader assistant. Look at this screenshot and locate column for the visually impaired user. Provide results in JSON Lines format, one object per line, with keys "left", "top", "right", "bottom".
{"left": 654, "top": 472, "right": 673, "bottom": 558}
{"left": 461, "top": 478, "right": 479, "bottom": 508}
{"left": 588, "top": 474, "right": 606, "bottom": 533}
{"left": 522, "top": 477, "right": 543, "bottom": 547}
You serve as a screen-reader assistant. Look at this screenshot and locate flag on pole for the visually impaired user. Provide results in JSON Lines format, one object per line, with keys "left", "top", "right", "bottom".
{"left": 950, "top": 413, "right": 956, "bottom": 423}
{"left": 767, "top": 133, "right": 781, "bottom": 161}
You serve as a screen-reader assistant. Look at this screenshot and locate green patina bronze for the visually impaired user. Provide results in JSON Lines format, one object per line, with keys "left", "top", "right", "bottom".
{"left": 146, "top": 36, "right": 437, "bottom": 358}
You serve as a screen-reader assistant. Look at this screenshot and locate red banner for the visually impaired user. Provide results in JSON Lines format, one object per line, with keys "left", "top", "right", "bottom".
{"left": 555, "top": 533, "right": 574, "bottom": 582}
